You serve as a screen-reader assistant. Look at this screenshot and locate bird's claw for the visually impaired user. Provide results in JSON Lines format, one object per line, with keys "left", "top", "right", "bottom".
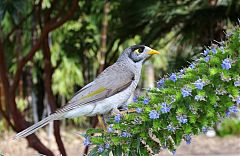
{"left": 111, "top": 108, "right": 136, "bottom": 116}
{"left": 119, "top": 108, "right": 136, "bottom": 114}
{"left": 97, "top": 115, "right": 107, "bottom": 131}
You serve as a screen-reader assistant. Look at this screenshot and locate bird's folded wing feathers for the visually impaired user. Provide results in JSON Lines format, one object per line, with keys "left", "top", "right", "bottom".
{"left": 55, "top": 63, "right": 134, "bottom": 114}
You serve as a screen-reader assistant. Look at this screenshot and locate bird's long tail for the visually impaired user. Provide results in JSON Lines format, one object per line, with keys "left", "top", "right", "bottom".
{"left": 13, "top": 113, "right": 60, "bottom": 140}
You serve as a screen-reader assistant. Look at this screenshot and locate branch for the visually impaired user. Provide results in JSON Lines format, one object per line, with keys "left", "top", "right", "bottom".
{"left": 50, "top": 0, "right": 67, "bottom": 22}
{"left": 42, "top": 35, "right": 66, "bottom": 155}
{"left": 0, "top": 80, "right": 15, "bottom": 130}
{"left": 0, "top": 104, "right": 15, "bottom": 130}
{"left": 46, "top": 0, "right": 78, "bottom": 32}
{"left": 4, "top": 9, "right": 34, "bottom": 41}
{"left": 0, "top": 30, "right": 10, "bottom": 97}
{"left": 11, "top": 0, "right": 78, "bottom": 94}
{"left": 44, "top": 0, "right": 58, "bottom": 21}
{"left": 36, "top": 0, "right": 44, "bottom": 29}
{"left": 11, "top": 35, "right": 43, "bottom": 94}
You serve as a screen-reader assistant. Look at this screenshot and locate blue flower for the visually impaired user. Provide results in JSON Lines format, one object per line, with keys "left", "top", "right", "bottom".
{"left": 229, "top": 105, "right": 239, "bottom": 113}
{"left": 194, "top": 95, "right": 205, "bottom": 101}
{"left": 143, "top": 97, "right": 150, "bottom": 104}
{"left": 98, "top": 145, "right": 104, "bottom": 153}
{"left": 83, "top": 136, "right": 91, "bottom": 146}
{"left": 184, "top": 134, "right": 192, "bottom": 144}
{"left": 169, "top": 73, "right": 177, "bottom": 82}
{"left": 107, "top": 125, "right": 114, "bottom": 133}
{"left": 149, "top": 110, "right": 160, "bottom": 119}
{"left": 133, "top": 96, "right": 138, "bottom": 102}
{"left": 114, "top": 114, "right": 121, "bottom": 123}
{"left": 177, "top": 115, "right": 188, "bottom": 124}
{"left": 181, "top": 87, "right": 192, "bottom": 97}
{"left": 212, "top": 47, "right": 217, "bottom": 54}
{"left": 167, "top": 124, "right": 176, "bottom": 132}
{"left": 204, "top": 55, "right": 210, "bottom": 62}
{"left": 234, "top": 81, "right": 240, "bottom": 87}
{"left": 180, "top": 69, "right": 185, "bottom": 74}
{"left": 105, "top": 143, "right": 110, "bottom": 149}
{"left": 237, "top": 96, "right": 240, "bottom": 105}
{"left": 178, "top": 70, "right": 185, "bottom": 78}
{"left": 121, "top": 131, "right": 131, "bottom": 137}
{"left": 160, "top": 102, "right": 171, "bottom": 113}
{"left": 178, "top": 73, "right": 184, "bottom": 78}
{"left": 202, "top": 127, "right": 208, "bottom": 134}
{"left": 194, "top": 79, "right": 204, "bottom": 90}
{"left": 203, "top": 49, "right": 209, "bottom": 56}
{"left": 136, "top": 107, "right": 142, "bottom": 113}
{"left": 189, "top": 64, "right": 195, "bottom": 69}
{"left": 221, "top": 58, "right": 231, "bottom": 70}
{"left": 157, "top": 78, "right": 165, "bottom": 88}
{"left": 226, "top": 110, "right": 230, "bottom": 117}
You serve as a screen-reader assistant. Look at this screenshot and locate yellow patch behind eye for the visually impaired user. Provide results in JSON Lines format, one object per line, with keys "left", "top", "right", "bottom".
{"left": 134, "top": 49, "right": 140, "bottom": 54}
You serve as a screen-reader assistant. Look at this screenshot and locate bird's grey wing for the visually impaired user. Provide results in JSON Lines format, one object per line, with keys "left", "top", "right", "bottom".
{"left": 55, "top": 63, "right": 135, "bottom": 114}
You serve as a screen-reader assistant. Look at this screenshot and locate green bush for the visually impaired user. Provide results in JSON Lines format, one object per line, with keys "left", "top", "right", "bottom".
{"left": 85, "top": 25, "right": 240, "bottom": 156}
{"left": 216, "top": 118, "right": 240, "bottom": 137}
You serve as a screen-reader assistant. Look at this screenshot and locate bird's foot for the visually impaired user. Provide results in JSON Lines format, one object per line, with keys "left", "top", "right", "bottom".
{"left": 111, "top": 108, "right": 136, "bottom": 115}
{"left": 119, "top": 108, "right": 136, "bottom": 114}
{"left": 97, "top": 115, "right": 107, "bottom": 131}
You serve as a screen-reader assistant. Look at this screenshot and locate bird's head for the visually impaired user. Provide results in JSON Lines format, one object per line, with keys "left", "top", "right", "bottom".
{"left": 118, "top": 45, "right": 160, "bottom": 63}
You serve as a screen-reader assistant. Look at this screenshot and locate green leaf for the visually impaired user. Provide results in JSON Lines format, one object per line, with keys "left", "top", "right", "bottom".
{"left": 183, "top": 125, "right": 192, "bottom": 134}
{"left": 209, "top": 68, "right": 219, "bottom": 76}
{"left": 86, "top": 128, "right": 104, "bottom": 135}
{"left": 88, "top": 146, "right": 98, "bottom": 156}
{"left": 91, "top": 137, "right": 105, "bottom": 144}
{"left": 101, "top": 150, "right": 111, "bottom": 156}
{"left": 112, "top": 145, "right": 123, "bottom": 156}
{"left": 111, "top": 136, "right": 122, "bottom": 145}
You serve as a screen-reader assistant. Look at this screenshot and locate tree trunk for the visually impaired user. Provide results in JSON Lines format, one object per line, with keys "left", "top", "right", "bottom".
{"left": 0, "top": 36, "right": 55, "bottom": 156}
{"left": 42, "top": 34, "right": 67, "bottom": 156}
{"left": 97, "top": 1, "right": 110, "bottom": 74}
{"left": 16, "top": 29, "right": 24, "bottom": 98}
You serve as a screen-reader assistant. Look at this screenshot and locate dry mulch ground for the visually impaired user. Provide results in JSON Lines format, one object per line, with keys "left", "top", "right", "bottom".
{"left": 0, "top": 130, "right": 240, "bottom": 156}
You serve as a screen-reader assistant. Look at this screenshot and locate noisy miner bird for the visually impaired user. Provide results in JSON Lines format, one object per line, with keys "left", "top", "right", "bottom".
{"left": 14, "top": 45, "right": 160, "bottom": 139}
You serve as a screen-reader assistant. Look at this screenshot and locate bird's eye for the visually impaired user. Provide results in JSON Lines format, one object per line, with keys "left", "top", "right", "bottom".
{"left": 135, "top": 48, "right": 144, "bottom": 54}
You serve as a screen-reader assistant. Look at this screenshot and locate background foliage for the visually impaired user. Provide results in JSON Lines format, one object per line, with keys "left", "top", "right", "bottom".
{"left": 0, "top": 0, "right": 240, "bottom": 155}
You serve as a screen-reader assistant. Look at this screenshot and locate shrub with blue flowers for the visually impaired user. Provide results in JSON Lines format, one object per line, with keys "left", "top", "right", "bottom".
{"left": 85, "top": 26, "right": 240, "bottom": 155}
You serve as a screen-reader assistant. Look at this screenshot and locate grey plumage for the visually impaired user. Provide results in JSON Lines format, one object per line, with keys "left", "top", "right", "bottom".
{"left": 14, "top": 45, "right": 160, "bottom": 140}
{"left": 57, "top": 62, "right": 137, "bottom": 114}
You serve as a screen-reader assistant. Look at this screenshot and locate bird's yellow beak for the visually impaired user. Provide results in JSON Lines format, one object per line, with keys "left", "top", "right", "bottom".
{"left": 147, "top": 49, "right": 160, "bottom": 55}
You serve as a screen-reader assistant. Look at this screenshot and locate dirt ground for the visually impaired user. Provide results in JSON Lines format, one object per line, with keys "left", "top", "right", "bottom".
{"left": 0, "top": 130, "right": 240, "bottom": 156}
